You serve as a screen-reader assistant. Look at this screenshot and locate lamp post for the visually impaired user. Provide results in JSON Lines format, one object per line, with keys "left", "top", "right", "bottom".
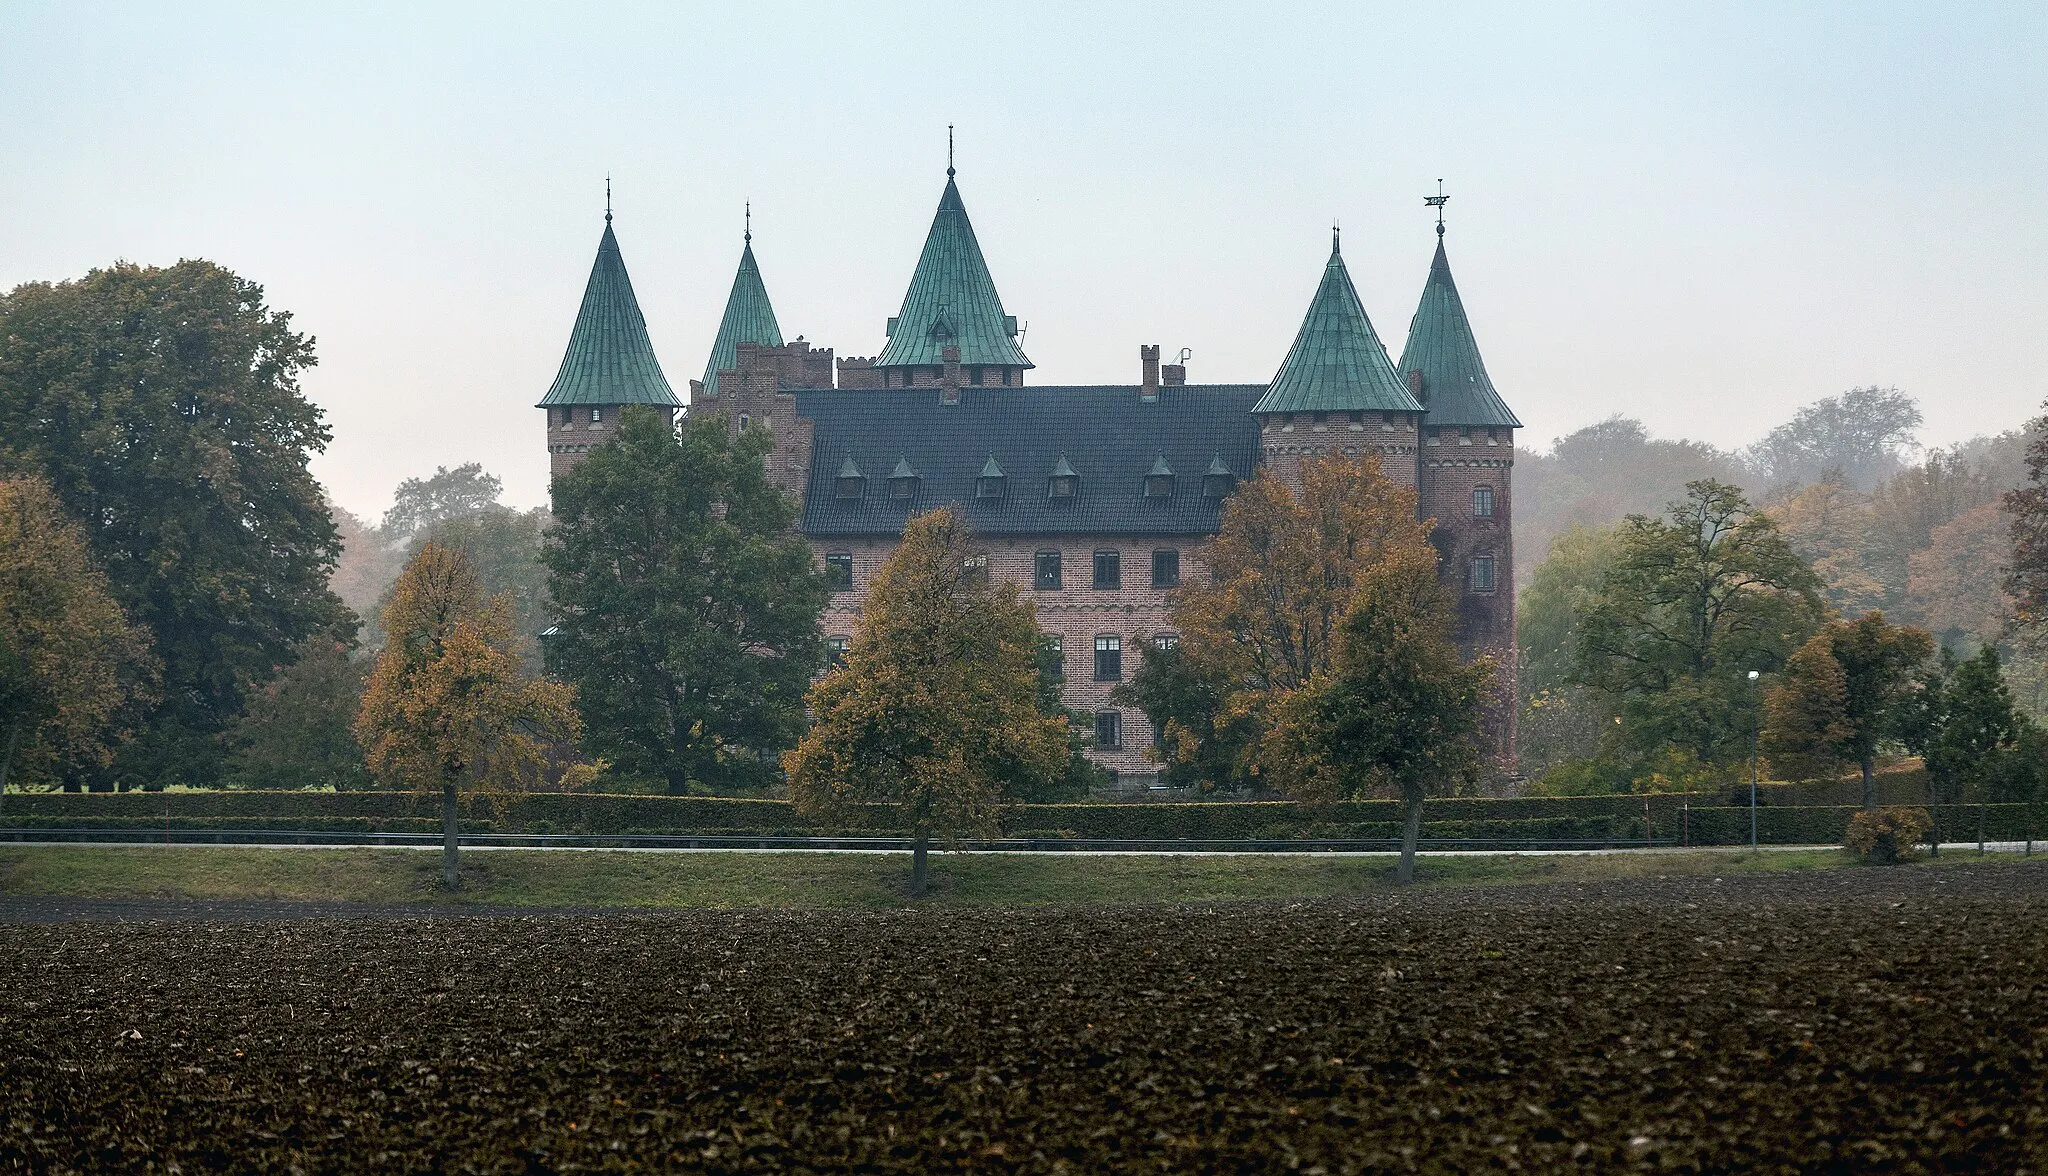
{"left": 1747, "top": 669, "right": 1761, "bottom": 851}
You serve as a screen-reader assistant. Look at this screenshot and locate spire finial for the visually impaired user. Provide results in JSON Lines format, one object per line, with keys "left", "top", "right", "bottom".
{"left": 947, "top": 124, "right": 955, "bottom": 178}
{"left": 605, "top": 174, "right": 613, "bottom": 224}
{"left": 1425, "top": 178, "right": 1448, "bottom": 237}
{"left": 1332, "top": 220, "right": 1340, "bottom": 254}
{"left": 744, "top": 201, "right": 751, "bottom": 243}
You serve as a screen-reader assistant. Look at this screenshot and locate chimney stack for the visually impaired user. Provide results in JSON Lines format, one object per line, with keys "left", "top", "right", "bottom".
{"left": 1140, "top": 344, "right": 1161, "bottom": 402}
{"left": 941, "top": 345, "right": 962, "bottom": 405}
{"left": 1162, "top": 363, "right": 1186, "bottom": 387}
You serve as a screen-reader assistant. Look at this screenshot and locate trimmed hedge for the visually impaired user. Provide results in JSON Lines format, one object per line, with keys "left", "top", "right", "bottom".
{"left": 4, "top": 790, "right": 2040, "bottom": 845}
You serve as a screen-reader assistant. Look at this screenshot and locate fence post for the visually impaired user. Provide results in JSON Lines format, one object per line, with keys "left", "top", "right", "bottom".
{"left": 1643, "top": 796, "right": 1653, "bottom": 848}
{"left": 1682, "top": 801, "right": 1689, "bottom": 849}
{"left": 1977, "top": 805, "right": 1985, "bottom": 856}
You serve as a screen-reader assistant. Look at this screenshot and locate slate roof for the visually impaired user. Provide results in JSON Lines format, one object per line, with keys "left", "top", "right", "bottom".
{"left": 796, "top": 385, "right": 1263, "bottom": 536}
{"left": 1396, "top": 238, "right": 1522, "bottom": 429}
{"left": 872, "top": 173, "right": 1033, "bottom": 371}
{"left": 699, "top": 235, "right": 783, "bottom": 399}
{"left": 538, "top": 220, "right": 680, "bottom": 408}
{"left": 1252, "top": 237, "right": 1422, "bottom": 417}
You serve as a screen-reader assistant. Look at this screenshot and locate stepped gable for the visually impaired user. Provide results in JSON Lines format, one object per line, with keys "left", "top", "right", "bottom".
{"left": 1396, "top": 237, "right": 1521, "bottom": 428}
{"left": 872, "top": 169, "right": 1032, "bottom": 371}
{"left": 1252, "top": 233, "right": 1422, "bottom": 417}
{"left": 537, "top": 217, "right": 679, "bottom": 408}
{"left": 796, "top": 385, "right": 1262, "bottom": 536}
{"left": 699, "top": 225, "right": 784, "bottom": 399}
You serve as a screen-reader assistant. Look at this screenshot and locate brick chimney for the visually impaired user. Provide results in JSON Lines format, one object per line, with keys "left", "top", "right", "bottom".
{"left": 1162, "top": 363, "right": 1186, "bottom": 387}
{"left": 1140, "top": 344, "right": 1161, "bottom": 402}
{"left": 941, "top": 345, "right": 962, "bottom": 406}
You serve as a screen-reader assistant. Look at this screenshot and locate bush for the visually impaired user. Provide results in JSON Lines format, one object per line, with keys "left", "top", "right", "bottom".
{"left": 1845, "top": 806, "right": 1933, "bottom": 864}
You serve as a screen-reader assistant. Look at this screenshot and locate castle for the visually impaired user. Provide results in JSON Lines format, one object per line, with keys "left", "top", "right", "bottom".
{"left": 537, "top": 165, "right": 1520, "bottom": 780}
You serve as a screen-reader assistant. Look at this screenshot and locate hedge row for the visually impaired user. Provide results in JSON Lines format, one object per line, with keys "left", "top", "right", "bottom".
{"left": 4, "top": 790, "right": 2039, "bottom": 843}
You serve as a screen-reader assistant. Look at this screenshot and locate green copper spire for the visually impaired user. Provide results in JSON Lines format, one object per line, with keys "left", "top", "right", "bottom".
{"left": 537, "top": 216, "right": 679, "bottom": 408}
{"left": 1396, "top": 236, "right": 1521, "bottom": 429}
{"left": 874, "top": 169, "right": 1032, "bottom": 371}
{"left": 1253, "top": 231, "right": 1422, "bottom": 416}
{"left": 699, "top": 214, "right": 785, "bottom": 398}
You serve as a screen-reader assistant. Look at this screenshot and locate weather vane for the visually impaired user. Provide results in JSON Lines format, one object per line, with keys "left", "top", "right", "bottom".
{"left": 745, "top": 200, "right": 751, "bottom": 243}
{"left": 1425, "top": 178, "right": 1448, "bottom": 236}
{"left": 605, "top": 174, "right": 612, "bottom": 223}
{"left": 947, "top": 124, "right": 955, "bottom": 177}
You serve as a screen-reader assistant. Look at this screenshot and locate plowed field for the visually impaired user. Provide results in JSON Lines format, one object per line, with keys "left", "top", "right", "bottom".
{"left": 4, "top": 864, "right": 2044, "bottom": 1172}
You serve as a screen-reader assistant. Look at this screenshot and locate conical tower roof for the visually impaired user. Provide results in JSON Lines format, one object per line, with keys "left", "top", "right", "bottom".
{"left": 699, "top": 230, "right": 784, "bottom": 398}
{"left": 874, "top": 172, "right": 1032, "bottom": 370}
{"left": 1397, "top": 238, "right": 1521, "bottom": 428}
{"left": 538, "top": 218, "right": 679, "bottom": 408}
{"left": 1253, "top": 234, "right": 1422, "bottom": 416}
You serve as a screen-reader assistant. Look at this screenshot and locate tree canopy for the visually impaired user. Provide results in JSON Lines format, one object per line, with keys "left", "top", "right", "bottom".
{"left": 381, "top": 463, "right": 507, "bottom": 541}
{"left": 544, "top": 408, "right": 826, "bottom": 794}
{"left": 1746, "top": 386, "right": 1923, "bottom": 494}
{"left": 0, "top": 476, "right": 158, "bottom": 794}
{"left": 1573, "top": 480, "right": 1825, "bottom": 777}
{"left": 785, "top": 507, "right": 1070, "bottom": 895}
{"left": 0, "top": 261, "right": 349, "bottom": 787}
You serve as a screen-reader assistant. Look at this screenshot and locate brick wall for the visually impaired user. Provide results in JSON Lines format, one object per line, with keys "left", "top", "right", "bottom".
{"left": 544, "top": 404, "right": 672, "bottom": 478}
{"left": 1420, "top": 424, "right": 1517, "bottom": 765}
{"left": 1256, "top": 410, "right": 1424, "bottom": 490}
{"left": 813, "top": 533, "right": 1205, "bottom": 779}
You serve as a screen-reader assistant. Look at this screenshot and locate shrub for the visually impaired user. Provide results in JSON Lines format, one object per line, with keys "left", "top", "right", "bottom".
{"left": 1845, "top": 806, "right": 1933, "bottom": 864}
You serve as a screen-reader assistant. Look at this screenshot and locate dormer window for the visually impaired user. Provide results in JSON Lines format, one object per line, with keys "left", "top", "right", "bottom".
{"left": 1047, "top": 455, "right": 1079, "bottom": 500}
{"left": 888, "top": 457, "right": 920, "bottom": 501}
{"left": 1144, "top": 455, "right": 1175, "bottom": 499}
{"left": 834, "top": 457, "right": 865, "bottom": 501}
{"left": 1203, "top": 454, "right": 1236, "bottom": 498}
{"left": 976, "top": 456, "right": 1007, "bottom": 499}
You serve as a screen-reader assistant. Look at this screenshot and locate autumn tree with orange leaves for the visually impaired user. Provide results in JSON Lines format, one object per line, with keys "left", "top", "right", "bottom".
{"left": 0, "top": 476, "right": 157, "bottom": 799}
{"left": 355, "top": 543, "right": 578, "bottom": 889}
{"left": 1126, "top": 453, "right": 1446, "bottom": 791}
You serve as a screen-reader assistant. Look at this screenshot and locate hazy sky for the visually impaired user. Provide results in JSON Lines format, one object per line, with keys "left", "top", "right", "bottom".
{"left": 4, "top": 2, "right": 2044, "bottom": 517}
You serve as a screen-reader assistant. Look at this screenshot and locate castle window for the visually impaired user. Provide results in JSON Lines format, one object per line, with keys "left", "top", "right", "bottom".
{"left": 824, "top": 553, "right": 853, "bottom": 591}
{"left": 826, "top": 636, "right": 849, "bottom": 669}
{"left": 1094, "top": 710, "right": 1124, "bottom": 749}
{"left": 970, "top": 366, "right": 983, "bottom": 386}
{"left": 1044, "top": 635, "right": 1065, "bottom": 680}
{"left": 1348, "top": 410, "right": 1364, "bottom": 424}
{"left": 1312, "top": 411, "right": 1328, "bottom": 425}
{"left": 737, "top": 412, "right": 749, "bottom": 431}
{"left": 1459, "top": 427, "right": 1473, "bottom": 446}
{"left": 1470, "top": 554, "right": 1497, "bottom": 594}
{"left": 589, "top": 406, "right": 603, "bottom": 424}
{"left": 1144, "top": 455, "right": 1175, "bottom": 499}
{"left": 1152, "top": 632, "right": 1179, "bottom": 650}
{"left": 1151, "top": 549, "right": 1180, "bottom": 588}
{"left": 1094, "top": 635, "right": 1123, "bottom": 682}
{"left": 962, "top": 554, "right": 989, "bottom": 583}
{"left": 1093, "top": 550, "right": 1121, "bottom": 590}
{"left": 1034, "top": 551, "right": 1063, "bottom": 591}
{"left": 976, "top": 456, "right": 1007, "bottom": 499}
{"left": 1473, "top": 486, "right": 1494, "bottom": 518}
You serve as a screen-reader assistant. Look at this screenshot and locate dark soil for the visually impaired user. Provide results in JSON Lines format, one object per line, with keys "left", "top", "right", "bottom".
{"left": 3, "top": 865, "right": 2044, "bottom": 1173}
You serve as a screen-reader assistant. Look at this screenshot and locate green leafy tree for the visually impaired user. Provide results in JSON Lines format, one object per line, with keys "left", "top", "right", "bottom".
{"left": 785, "top": 508, "right": 1071, "bottom": 897}
{"left": 355, "top": 544, "right": 579, "bottom": 889}
{"left": 0, "top": 477, "right": 159, "bottom": 799}
{"left": 1746, "top": 386, "right": 1922, "bottom": 494}
{"left": 1515, "top": 524, "right": 1622, "bottom": 774}
{"left": 545, "top": 408, "right": 827, "bottom": 794}
{"left": 386, "top": 505, "right": 551, "bottom": 664}
{"left": 1113, "top": 640, "right": 1259, "bottom": 793}
{"left": 1573, "top": 480, "right": 1826, "bottom": 779}
{"left": 1761, "top": 614, "right": 1934, "bottom": 806}
{"left": 1912, "top": 646, "right": 2023, "bottom": 807}
{"left": 1270, "top": 550, "right": 1493, "bottom": 885}
{"left": 1016, "top": 635, "right": 1109, "bottom": 802}
{"left": 380, "top": 463, "right": 505, "bottom": 541}
{"left": 225, "top": 636, "right": 369, "bottom": 791}
{"left": 0, "top": 261, "right": 350, "bottom": 788}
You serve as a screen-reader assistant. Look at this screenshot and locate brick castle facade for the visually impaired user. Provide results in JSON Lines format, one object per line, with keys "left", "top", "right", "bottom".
{"left": 536, "top": 173, "right": 1520, "bottom": 782}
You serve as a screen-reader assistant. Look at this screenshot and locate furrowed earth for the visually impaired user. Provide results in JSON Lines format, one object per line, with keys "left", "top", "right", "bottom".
{"left": 3, "top": 863, "right": 2044, "bottom": 1172}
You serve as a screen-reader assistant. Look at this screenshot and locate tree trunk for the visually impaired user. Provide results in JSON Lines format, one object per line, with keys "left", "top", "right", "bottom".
{"left": 0, "top": 718, "right": 21, "bottom": 818}
{"left": 1860, "top": 755, "right": 1875, "bottom": 811}
{"left": 910, "top": 832, "right": 929, "bottom": 899}
{"left": 1395, "top": 793, "right": 1424, "bottom": 886}
{"left": 441, "top": 779, "right": 461, "bottom": 891}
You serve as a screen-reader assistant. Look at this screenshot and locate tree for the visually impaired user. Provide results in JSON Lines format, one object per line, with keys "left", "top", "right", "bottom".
{"left": 2006, "top": 406, "right": 2048, "bottom": 636}
{"left": 1746, "top": 386, "right": 1922, "bottom": 493}
{"left": 544, "top": 408, "right": 827, "bottom": 794}
{"left": 1269, "top": 551, "right": 1493, "bottom": 884}
{"left": 379, "top": 505, "right": 552, "bottom": 663}
{"left": 0, "top": 477, "right": 158, "bottom": 800}
{"left": 0, "top": 261, "right": 350, "bottom": 788}
{"left": 1762, "top": 615, "right": 1934, "bottom": 806}
{"left": 1515, "top": 525, "right": 1622, "bottom": 774}
{"left": 225, "top": 636, "right": 369, "bottom": 791}
{"left": 1154, "top": 454, "right": 1438, "bottom": 787}
{"left": 784, "top": 508, "right": 1070, "bottom": 897}
{"left": 1017, "top": 635, "right": 1110, "bottom": 802}
{"left": 1573, "top": 480, "right": 1826, "bottom": 778}
{"left": 1760, "top": 637, "right": 1855, "bottom": 785}
{"left": 1914, "top": 646, "right": 2023, "bottom": 808}
{"left": 380, "top": 463, "right": 505, "bottom": 541}
{"left": 355, "top": 544, "right": 579, "bottom": 889}
{"left": 1113, "top": 640, "right": 1259, "bottom": 793}
{"left": 1907, "top": 503, "right": 2009, "bottom": 649}
{"left": 1772, "top": 476, "right": 1887, "bottom": 618}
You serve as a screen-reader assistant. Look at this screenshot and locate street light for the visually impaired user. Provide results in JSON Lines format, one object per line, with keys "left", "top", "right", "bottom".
{"left": 1748, "top": 669, "right": 1761, "bottom": 851}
